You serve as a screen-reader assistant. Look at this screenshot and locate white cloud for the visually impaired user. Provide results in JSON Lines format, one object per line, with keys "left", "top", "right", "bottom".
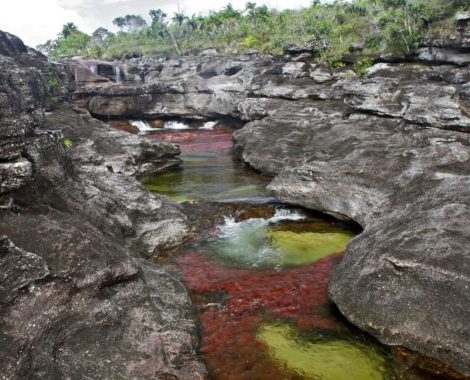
{"left": 0, "top": 0, "right": 312, "bottom": 48}
{"left": 0, "top": 0, "right": 94, "bottom": 46}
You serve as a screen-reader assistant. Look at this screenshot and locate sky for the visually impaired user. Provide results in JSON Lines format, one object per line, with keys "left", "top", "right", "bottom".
{"left": 0, "top": 0, "right": 312, "bottom": 47}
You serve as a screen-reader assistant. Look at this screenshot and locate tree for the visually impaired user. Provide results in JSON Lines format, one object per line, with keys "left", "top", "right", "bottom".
{"left": 149, "top": 9, "right": 167, "bottom": 25}
{"left": 246, "top": 2, "right": 257, "bottom": 19}
{"left": 221, "top": 3, "right": 242, "bottom": 20}
{"left": 172, "top": 12, "right": 188, "bottom": 27}
{"left": 113, "top": 15, "right": 147, "bottom": 33}
{"left": 90, "top": 27, "right": 112, "bottom": 48}
{"left": 186, "top": 15, "right": 199, "bottom": 31}
{"left": 112, "top": 17, "right": 126, "bottom": 30}
{"left": 61, "top": 22, "right": 78, "bottom": 39}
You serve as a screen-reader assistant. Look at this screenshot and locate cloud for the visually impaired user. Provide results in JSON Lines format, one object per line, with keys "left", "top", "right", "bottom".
{"left": 0, "top": 0, "right": 93, "bottom": 46}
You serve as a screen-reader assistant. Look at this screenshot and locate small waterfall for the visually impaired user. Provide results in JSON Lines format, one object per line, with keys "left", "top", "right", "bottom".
{"left": 130, "top": 120, "right": 155, "bottom": 132}
{"left": 114, "top": 66, "right": 122, "bottom": 83}
{"left": 200, "top": 121, "right": 218, "bottom": 130}
{"left": 270, "top": 208, "right": 306, "bottom": 223}
{"left": 90, "top": 64, "right": 98, "bottom": 75}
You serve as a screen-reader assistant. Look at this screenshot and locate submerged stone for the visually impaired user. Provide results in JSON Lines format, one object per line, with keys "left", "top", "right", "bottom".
{"left": 257, "top": 323, "right": 389, "bottom": 380}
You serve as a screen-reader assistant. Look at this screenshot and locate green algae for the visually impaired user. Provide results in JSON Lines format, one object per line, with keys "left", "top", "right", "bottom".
{"left": 257, "top": 324, "right": 389, "bottom": 380}
{"left": 267, "top": 230, "right": 355, "bottom": 266}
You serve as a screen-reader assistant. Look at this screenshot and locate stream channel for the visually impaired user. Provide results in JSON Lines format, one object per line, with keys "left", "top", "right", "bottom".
{"left": 136, "top": 119, "right": 438, "bottom": 380}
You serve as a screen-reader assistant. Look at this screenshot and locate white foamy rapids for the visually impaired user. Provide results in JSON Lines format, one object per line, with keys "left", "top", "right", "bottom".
{"left": 130, "top": 120, "right": 155, "bottom": 132}
{"left": 211, "top": 209, "right": 306, "bottom": 268}
{"left": 217, "top": 209, "right": 306, "bottom": 238}
{"left": 200, "top": 121, "right": 218, "bottom": 130}
{"left": 269, "top": 208, "right": 307, "bottom": 223}
{"left": 218, "top": 216, "right": 267, "bottom": 239}
{"left": 165, "top": 121, "right": 191, "bottom": 130}
{"left": 214, "top": 216, "right": 281, "bottom": 267}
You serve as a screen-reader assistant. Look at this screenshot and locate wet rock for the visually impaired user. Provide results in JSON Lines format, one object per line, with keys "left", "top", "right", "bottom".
{"left": 0, "top": 236, "right": 50, "bottom": 306}
{"left": 416, "top": 47, "right": 470, "bottom": 66}
{"left": 149, "top": 119, "right": 165, "bottom": 129}
{"left": 71, "top": 64, "right": 110, "bottom": 83}
{"left": 349, "top": 42, "right": 365, "bottom": 52}
{"left": 343, "top": 76, "right": 470, "bottom": 131}
{"left": 283, "top": 44, "right": 313, "bottom": 56}
{"left": 310, "top": 68, "right": 333, "bottom": 83}
{"left": 455, "top": 11, "right": 470, "bottom": 24}
{"left": 201, "top": 48, "right": 219, "bottom": 56}
{"left": 0, "top": 30, "right": 205, "bottom": 379}
{"left": 282, "top": 62, "right": 309, "bottom": 78}
{"left": 109, "top": 120, "right": 140, "bottom": 134}
{"left": 417, "top": 13, "right": 470, "bottom": 65}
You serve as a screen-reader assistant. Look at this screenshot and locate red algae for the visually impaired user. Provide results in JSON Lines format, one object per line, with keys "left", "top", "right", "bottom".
{"left": 176, "top": 251, "right": 346, "bottom": 379}
{"left": 146, "top": 130, "right": 234, "bottom": 153}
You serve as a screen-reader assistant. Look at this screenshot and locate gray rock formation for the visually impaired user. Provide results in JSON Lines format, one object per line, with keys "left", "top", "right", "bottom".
{"left": 417, "top": 14, "right": 470, "bottom": 65}
{"left": 233, "top": 66, "right": 470, "bottom": 375}
{"left": 0, "top": 31, "right": 205, "bottom": 379}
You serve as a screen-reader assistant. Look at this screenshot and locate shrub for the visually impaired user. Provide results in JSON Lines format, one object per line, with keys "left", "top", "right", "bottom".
{"left": 64, "top": 139, "right": 73, "bottom": 149}
{"left": 354, "top": 57, "right": 375, "bottom": 76}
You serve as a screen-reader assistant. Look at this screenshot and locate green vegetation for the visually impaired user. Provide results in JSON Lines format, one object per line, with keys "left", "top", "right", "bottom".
{"left": 354, "top": 57, "right": 375, "bottom": 76}
{"left": 38, "top": 0, "right": 468, "bottom": 67}
{"left": 205, "top": 214, "right": 356, "bottom": 269}
{"left": 46, "top": 68, "right": 61, "bottom": 90}
{"left": 64, "top": 138, "right": 73, "bottom": 149}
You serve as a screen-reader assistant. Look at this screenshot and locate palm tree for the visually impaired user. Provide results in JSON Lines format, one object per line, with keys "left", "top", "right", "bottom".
{"left": 61, "top": 22, "right": 78, "bottom": 39}
{"left": 172, "top": 12, "right": 188, "bottom": 27}
{"left": 245, "top": 2, "right": 257, "bottom": 19}
{"left": 186, "top": 14, "right": 199, "bottom": 31}
{"left": 221, "top": 3, "right": 242, "bottom": 20}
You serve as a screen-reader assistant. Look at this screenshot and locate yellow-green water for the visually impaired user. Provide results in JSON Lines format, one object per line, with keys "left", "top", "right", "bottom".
{"left": 267, "top": 230, "right": 355, "bottom": 266}
{"left": 258, "top": 324, "right": 389, "bottom": 380}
